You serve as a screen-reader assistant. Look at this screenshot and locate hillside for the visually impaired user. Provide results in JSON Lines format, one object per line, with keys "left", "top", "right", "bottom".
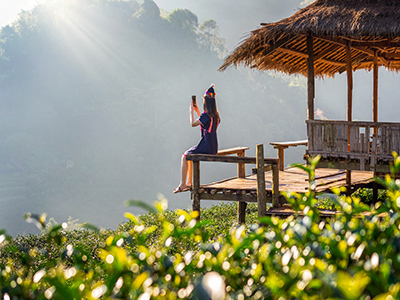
{"left": 0, "top": 0, "right": 307, "bottom": 235}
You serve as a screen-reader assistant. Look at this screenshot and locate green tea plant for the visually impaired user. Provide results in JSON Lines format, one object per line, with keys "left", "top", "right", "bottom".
{"left": 1, "top": 154, "right": 400, "bottom": 299}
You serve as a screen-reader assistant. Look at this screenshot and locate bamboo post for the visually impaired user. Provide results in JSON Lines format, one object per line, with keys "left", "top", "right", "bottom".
{"left": 372, "top": 173, "right": 378, "bottom": 203}
{"left": 346, "top": 170, "right": 352, "bottom": 196}
{"left": 237, "top": 150, "right": 247, "bottom": 224}
{"left": 192, "top": 161, "right": 201, "bottom": 220}
{"left": 278, "top": 147, "right": 285, "bottom": 171}
{"left": 307, "top": 34, "right": 315, "bottom": 121}
{"left": 256, "top": 144, "right": 266, "bottom": 217}
{"left": 347, "top": 41, "right": 353, "bottom": 148}
{"left": 272, "top": 163, "right": 280, "bottom": 207}
{"left": 346, "top": 41, "right": 353, "bottom": 187}
{"left": 373, "top": 51, "right": 378, "bottom": 135}
{"left": 237, "top": 150, "right": 246, "bottom": 178}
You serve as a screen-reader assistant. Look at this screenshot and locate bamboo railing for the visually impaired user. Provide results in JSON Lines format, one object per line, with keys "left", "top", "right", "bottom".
{"left": 307, "top": 120, "right": 400, "bottom": 170}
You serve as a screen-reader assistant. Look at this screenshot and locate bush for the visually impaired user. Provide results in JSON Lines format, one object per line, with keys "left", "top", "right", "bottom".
{"left": 1, "top": 154, "right": 400, "bottom": 299}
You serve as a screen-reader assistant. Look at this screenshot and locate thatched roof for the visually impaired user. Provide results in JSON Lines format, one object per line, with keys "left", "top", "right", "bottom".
{"left": 220, "top": 0, "right": 400, "bottom": 77}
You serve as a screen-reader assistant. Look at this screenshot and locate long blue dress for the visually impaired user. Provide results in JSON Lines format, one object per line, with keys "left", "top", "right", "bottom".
{"left": 185, "top": 112, "right": 219, "bottom": 155}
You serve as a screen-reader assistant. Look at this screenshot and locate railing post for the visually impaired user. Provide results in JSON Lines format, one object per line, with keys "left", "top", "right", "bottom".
{"left": 237, "top": 150, "right": 247, "bottom": 224}
{"left": 192, "top": 161, "right": 200, "bottom": 221}
{"left": 256, "top": 144, "right": 266, "bottom": 217}
{"left": 272, "top": 163, "right": 280, "bottom": 207}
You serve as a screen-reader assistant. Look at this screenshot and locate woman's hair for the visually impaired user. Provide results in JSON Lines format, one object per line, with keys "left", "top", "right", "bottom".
{"left": 203, "top": 96, "right": 220, "bottom": 122}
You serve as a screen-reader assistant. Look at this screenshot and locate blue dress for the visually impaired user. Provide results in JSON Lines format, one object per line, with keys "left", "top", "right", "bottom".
{"left": 185, "top": 112, "right": 219, "bottom": 155}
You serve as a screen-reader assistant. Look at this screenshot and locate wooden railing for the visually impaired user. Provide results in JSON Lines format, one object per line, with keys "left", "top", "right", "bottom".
{"left": 307, "top": 120, "right": 400, "bottom": 169}
{"left": 186, "top": 144, "right": 280, "bottom": 221}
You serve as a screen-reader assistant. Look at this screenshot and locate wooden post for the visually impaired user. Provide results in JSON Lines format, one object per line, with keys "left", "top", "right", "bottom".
{"left": 307, "top": 34, "right": 315, "bottom": 121}
{"left": 256, "top": 144, "right": 266, "bottom": 217}
{"left": 373, "top": 51, "right": 378, "bottom": 135}
{"left": 272, "top": 163, "right": 280, "bottom": 207}
{"left": 372, "top": 174, "right": 378, "bottom": 203}
{"left": 237, "top": 150, "right": 247, "bottom": 224}
{"left": 277, "top": 147, "right": 285, "bottom": 171}
{"left": 346, "top": 170, "right": 352, "bottom": 196}
{"left": 347, "top": 41, "right": 353, "bottom": 143}
{"left": 346, "top": 41, "right": 353, "bottom": 186}
{"left": 192, "top": 161, "right": 200, "bottom": 220}
{"left": 237, "top": 150, "right": 246, "bottom": 178}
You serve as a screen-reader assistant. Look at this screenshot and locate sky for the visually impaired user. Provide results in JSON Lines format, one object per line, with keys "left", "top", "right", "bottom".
{"left": 1, "top": 0, "right": 311, "bottom": 48}
{"left": 0, "top": 0, "right": 46, "bottom": 27}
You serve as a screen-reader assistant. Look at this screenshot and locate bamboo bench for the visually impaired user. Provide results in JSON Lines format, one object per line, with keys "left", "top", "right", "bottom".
{"left": 186, "top": 144, "right": 280, "bottom": 223}
{"left": 270, "top": 140, "right": 308, "bottom": 171}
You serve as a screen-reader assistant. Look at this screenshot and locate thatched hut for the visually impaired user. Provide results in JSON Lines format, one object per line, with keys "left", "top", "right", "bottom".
{"left": 221, "top": 0, "right": 400, "bottom": 174}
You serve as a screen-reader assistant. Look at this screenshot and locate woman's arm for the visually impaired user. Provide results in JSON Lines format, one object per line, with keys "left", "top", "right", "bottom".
{"left": 190, "top": 103, "right": 201, "bottom": 127}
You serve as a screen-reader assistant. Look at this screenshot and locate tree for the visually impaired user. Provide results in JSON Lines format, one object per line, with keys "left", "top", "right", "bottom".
{"left": 167, "top": 9, "right": 198, "bottom": 35}
{"left": 198, "top": 19, "right": 227, "bottom": 58}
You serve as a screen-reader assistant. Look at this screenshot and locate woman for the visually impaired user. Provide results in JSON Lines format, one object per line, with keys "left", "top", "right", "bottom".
{"left": 173, "top": 85, "right": 220, "bottom": 193}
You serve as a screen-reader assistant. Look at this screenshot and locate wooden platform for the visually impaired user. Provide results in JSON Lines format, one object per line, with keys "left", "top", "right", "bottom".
{"left": 196, "top": 167, "right": 374, "bottom": 200}
{"left": 186, "top": 146, "right": 376, "bottom": 223}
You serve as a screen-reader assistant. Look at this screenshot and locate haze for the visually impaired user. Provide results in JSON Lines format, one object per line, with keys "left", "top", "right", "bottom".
{"left": 0, "top": 0, "right": 399, "bottom": 236}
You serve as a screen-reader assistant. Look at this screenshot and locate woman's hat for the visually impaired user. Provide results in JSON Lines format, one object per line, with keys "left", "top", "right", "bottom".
{"left": 205, "top": 84, "right": 216, "bottom": 98}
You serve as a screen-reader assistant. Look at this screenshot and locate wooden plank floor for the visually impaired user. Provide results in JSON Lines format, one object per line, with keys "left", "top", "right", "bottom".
{"left": 201, "top": 167, "right": 374, "bottom": 194}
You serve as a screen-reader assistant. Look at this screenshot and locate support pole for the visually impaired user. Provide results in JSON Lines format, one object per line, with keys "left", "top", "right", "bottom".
{"left": 237, "top": 150, "right": 247, "bottom": 224}
{"left": 373, "top": 50, "right": 379, "bottom": 135}
{"left": 346, "top": 41, "right": 353, "bottom": 191}
{"left": 346, "top": 41, "right": 353, "bottom": 128}
{"left": 307, "top": 34, "right": 315, "bottom": 121}
{"left": 256, "top": 144, "right": 266, "bottom": 218}
{"left": 372, "top": 178, "right": 378, "bottom": 203}
{"left": 346, "top": 169, "right": 352, "bottom": 196}
{"left": 192, "top": 161, "right": 200, "bottom": 220}
{"left": 272, "top": 163, "right": 280, "bottom": 207}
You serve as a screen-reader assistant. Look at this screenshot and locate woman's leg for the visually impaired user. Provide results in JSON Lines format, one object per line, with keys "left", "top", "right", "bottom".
{"left": 180, "top": 154, "right": 189, "bottom": 187}
{"left": 174, "top": 154, "right": 189, "bottom": 192}
{"left": 186, "top": 161, "right": 193, "bottom": 186}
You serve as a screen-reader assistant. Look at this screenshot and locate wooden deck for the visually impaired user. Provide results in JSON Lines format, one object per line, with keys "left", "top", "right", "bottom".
{"left": 186, "top": 145, "right": 376, "bottom": 223}
{"left": 195, "top": 167, "right": 374, "bottom": 201}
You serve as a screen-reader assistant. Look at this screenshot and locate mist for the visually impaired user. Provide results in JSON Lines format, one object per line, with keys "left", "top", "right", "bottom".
{"left": 0, "top": 0, "right": 399, "bottom": 236}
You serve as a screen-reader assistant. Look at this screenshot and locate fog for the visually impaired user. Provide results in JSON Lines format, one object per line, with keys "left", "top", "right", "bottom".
{"left": 0, "top": 0, "right": 399, "bottom": 236}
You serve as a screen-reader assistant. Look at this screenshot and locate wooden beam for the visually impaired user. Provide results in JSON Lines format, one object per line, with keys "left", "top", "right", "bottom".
{"left": 192, "top": 161, "right": 200, "bottom": 220}
{"left": 338, "top": 55, "right": 368, "bottom": 73}
{"left": 346, "top": 170, "right": 352, "bottom": 195}
{"left": 347, "top": 41, "right": 353, "bottom": 149}
{"left": 352, "top": 46, "right": 389, "bottom": 67}
{"left": 314, "top": 44, "right": 340, "bottom": 61}
{"left": 261, "top": 35, "right": 295, "bottom": 57}
{"left": 373, "top": 50, "right": 379, "bottom": 135}
{"left": 237, "top": 150, "right": 247, "bottom": 224}
{"left": 307, "top": 34, "right": 315, "bottom": 121}
{"left": 382, "top": 52, "right": 400, "bottom": 58}
{"left": 256, "top": 144, "right": 267, "bottom": 217}
{"left": 279, "top": 47, "right": 345, "bottom": 66}
{"left": 272, "top": 163, "right": 280, "bottom": 208}
{"left": 316, "top": 35, "right": 400, "bottom": 48}
{"left": 185, "top": 154, "right": 279, "bottom": 165}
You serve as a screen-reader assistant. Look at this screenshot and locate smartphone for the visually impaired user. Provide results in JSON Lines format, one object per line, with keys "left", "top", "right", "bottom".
{"left": 192, "top": 95, "right": 196, "bottom": 106}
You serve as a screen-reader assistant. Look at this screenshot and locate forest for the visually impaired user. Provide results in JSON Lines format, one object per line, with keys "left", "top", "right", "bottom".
{"left": 0, "top": 0, "right": 308, "bottom": 235}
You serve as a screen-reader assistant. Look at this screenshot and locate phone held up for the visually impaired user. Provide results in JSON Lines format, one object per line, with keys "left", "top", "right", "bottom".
{"left": 192, "top": 95, "right": 196, "bottom": 107}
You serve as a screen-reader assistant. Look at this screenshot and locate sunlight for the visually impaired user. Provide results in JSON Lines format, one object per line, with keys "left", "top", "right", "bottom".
{"left": 45, "top": 0, "right": 136, "bottom": 80}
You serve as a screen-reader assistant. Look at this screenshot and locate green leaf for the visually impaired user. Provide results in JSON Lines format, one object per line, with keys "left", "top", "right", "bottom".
{"left": 124, "top": 199, "right": 158, "bottom": 214}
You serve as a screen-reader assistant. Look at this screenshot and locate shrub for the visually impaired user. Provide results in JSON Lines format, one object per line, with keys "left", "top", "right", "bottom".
{"left": 1, "top": 154, "right": 400, "bottom": 299}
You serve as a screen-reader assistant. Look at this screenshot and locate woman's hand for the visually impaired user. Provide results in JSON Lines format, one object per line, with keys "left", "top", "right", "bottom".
{"left": 190, "top": 101, "right": 201, "bottom": 127}
{"left": 191, "top": 101, "right": 200, "bottom": 116}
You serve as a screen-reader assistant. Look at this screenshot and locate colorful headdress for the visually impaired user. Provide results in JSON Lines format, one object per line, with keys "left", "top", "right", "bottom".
{"left": 205, "top": 84, "right": 216, "bottom": 98}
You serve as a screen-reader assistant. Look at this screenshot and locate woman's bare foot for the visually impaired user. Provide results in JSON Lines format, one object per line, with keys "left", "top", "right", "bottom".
{"left": 173, "top": 184, "right": 190, "bottom": 194}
